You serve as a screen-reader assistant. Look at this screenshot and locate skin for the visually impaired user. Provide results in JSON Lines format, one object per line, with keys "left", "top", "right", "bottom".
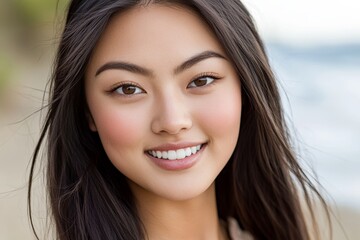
{"left": 85, "top": 4, "right": 241, "bottom": 240}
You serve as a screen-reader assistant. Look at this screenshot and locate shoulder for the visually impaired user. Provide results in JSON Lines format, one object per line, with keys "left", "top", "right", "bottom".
{"left": 227, "top": 217, "right": 254, "bottom": 240}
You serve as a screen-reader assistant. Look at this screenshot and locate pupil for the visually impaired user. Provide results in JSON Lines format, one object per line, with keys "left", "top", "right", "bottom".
{"left": 195, "top": 78, "right": 207, "bottom": 86}
{"left": 123, "top": 85, "right": 136, "bottom": 94}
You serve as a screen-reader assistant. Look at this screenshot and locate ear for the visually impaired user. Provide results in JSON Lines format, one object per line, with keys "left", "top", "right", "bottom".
{"left": 87, "top": 112, "right": 97, "bottom": 132}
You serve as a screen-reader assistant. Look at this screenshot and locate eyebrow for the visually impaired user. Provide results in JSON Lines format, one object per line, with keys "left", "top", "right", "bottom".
{"left": 95, "top": 50, "right": 227, "bottom": 77}
{"left": 95, "top": 61, "right": 152, "bottom": 77}
{"left": 174, "top": 51, "right": 227, "bottom": 75}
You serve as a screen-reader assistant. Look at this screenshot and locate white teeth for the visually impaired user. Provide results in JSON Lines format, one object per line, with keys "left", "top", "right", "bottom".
{"left": 191, "top": 146, "right": 197, "bottom": 154}
{"left": 168, "top": 150, "right": 177, "bottom": 160}
{"left": 148, "top": 144, "right": 203, "bottom": 160}
{"left": 185, "top": 148, "right": 192, "bottom": 157}
{"left": 176, "top": 149, "right": 186, "bottom": 159}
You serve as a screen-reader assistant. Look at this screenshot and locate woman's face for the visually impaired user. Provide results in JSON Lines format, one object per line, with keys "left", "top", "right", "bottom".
{"left": 85, "top": 4, "right": 242, "bottom": 201}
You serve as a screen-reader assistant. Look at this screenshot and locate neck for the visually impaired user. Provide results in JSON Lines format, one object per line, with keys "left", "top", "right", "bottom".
{"left": 130, "top": 183, "right": 227, "bottom": 240}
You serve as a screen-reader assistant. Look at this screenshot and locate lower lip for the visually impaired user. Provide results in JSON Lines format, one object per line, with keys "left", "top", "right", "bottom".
{"left": 146, "top": 145, "right": 206, "bottom": 171}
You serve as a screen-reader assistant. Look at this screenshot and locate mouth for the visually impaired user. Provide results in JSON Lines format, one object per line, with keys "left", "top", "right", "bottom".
{"left": 146, "top": 143, "right": 205, "bottom": 161}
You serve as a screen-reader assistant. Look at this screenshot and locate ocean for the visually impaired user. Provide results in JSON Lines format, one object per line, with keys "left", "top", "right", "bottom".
{"left": 266, "top": 42, "right": 360, "bottom": 209}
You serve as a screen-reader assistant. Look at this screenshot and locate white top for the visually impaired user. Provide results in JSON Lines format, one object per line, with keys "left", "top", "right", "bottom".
{"left": 227, "top": 217, "right": 254, "bottom": 240}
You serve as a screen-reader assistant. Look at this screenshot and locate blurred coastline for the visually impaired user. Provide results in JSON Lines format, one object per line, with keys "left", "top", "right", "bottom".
{"left": 1, "top": 1, "right": 359, "bottom": 239}
{"left": 267, "top": 42, "right": 360, "bottom": 210}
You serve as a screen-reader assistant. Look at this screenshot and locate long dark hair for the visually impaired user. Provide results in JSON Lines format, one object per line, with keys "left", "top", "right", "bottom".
{"left": 28, "top": 0, "right": 330, "bottom": 239}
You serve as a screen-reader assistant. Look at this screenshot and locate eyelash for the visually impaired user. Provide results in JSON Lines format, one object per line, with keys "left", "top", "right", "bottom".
{"left": 108, "top": 72, "right": 221, "bottom": 96}
{"left": 108, "top": 82, "right": 145, "bottom": 96}
{"left": 187, "top": 72, "right": 221, "bottom": 89}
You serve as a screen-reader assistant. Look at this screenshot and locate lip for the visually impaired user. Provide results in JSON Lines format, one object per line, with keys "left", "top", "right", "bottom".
{"left": 146, "top": 143, "right": 207, "bottom": 171}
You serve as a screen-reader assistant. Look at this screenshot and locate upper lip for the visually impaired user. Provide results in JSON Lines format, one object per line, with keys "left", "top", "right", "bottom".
{"left": 145, "top": 142, "right": 205, "bottom": 152}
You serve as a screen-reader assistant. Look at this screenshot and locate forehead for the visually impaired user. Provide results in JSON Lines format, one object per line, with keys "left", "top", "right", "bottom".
{"left": 86, "top": 4, "right": 226, "bottom": 76}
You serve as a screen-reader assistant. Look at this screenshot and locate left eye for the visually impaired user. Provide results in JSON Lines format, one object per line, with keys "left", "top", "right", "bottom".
{"left": 114, "top": 84, "right": 144, "bottom": 95}
{"left": 187, "top": 76, "right": 216, "bottom": 88}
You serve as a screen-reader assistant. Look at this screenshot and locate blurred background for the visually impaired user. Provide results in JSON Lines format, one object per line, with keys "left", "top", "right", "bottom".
{"left": 0, "top": 0, "right": 359, "bottom": 239}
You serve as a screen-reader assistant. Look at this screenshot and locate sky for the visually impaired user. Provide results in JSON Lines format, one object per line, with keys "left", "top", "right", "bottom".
{"left": 242, "top": 0, "right": 360, "bottom": 45}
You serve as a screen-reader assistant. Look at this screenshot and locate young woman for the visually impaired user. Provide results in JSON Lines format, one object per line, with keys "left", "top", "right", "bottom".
{"left": 28, "top": 0, "right": 330, "bottom": 239}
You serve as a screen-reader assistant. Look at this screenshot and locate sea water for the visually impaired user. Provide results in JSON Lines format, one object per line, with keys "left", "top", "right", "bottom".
{"left": 266, "top": 42, "right": 360, "bottom": 209}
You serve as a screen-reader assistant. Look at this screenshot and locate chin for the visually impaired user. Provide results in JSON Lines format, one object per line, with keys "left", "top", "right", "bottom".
{"left": 152, "top": 179, "right": 216, "bottom": 202}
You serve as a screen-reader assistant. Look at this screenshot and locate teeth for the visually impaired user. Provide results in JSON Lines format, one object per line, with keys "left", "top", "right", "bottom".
{"left": 168, "top": 150, "right": 176, "bottom": 160}
{"left": 148, "top": 144, "right": 202, "bottom": 160}
{"left": 185, "top": 148, "right": 192, "bottom": 157}
{"left": 176, "top": 149, "right": 185, "bottom": 159}
{"left": 191, "top": 146, "right": 197, "bottom": 154}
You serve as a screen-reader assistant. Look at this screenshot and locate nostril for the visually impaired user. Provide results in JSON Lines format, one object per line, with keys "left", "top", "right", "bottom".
{"left": 150, "top": 96, "right": 193, "bottom": 134}
{"left": 151, "top": 114, "right": 192, "bottom": 135}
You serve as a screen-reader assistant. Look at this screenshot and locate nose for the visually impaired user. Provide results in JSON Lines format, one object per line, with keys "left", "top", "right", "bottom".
{"left": 151, "top": 93, "right": 192, "bottom": 135}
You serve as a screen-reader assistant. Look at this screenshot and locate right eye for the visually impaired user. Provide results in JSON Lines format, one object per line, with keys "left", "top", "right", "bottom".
{"left": 187, "top": 76, "right": 216, "bottom": 88}
{"left": 113, "top": 83, "right": 145, "bottom": 95}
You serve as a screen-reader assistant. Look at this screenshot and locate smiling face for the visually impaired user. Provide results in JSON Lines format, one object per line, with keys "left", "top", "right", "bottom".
{"left": 85, "top": 4, "right": 242, "bottom": 201}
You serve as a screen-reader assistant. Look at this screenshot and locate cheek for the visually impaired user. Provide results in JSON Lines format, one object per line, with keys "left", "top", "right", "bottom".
{"left": 90, "top": 105, "right": 147, "bottom": 152}
{"left": 196, "top": 85, "right": 242, "bottom": 139}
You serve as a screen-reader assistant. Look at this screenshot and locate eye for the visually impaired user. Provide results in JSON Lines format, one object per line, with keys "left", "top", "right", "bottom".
{"left": 113, "top": 83, "right": 145, "bottom": 95}
{"left": 187, "top": 74, "right": 219, "bottom": 88}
